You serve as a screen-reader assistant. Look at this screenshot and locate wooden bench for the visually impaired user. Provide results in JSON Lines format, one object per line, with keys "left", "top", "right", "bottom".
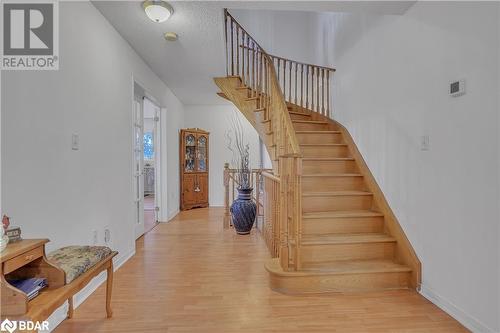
{"left": 1, "top": 239, "right": 117, "bottom": 328}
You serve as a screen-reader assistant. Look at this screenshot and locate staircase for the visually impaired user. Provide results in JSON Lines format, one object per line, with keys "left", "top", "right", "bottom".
{"left": 215, "top": 10, "right": 421, "bottom": 294}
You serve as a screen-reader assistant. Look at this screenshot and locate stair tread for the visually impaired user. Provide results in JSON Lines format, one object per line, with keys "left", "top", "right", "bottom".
{"left": 302, "top": 173, "right": 363, "bottom": 177}
{"left": 301, "top": 259, "right": 411, "bottom": 274}
{"left": 289, "top": 111, "right": 312, "bottom": 116}
{"left": 296, "top": 131, "right": 341, "bottom": 134}
{"left": 300, "top": 143, "right": 347, "bottom": 146}
{"left": 303, "top": 191, "right": 372, "bottom": 197}
{"left": 303, "top": 157, "right": 355, "bottom": 161}
{"left": 292, "top": 120, "right": 328, "bottom": 124}
{"left": 301, "top": 233, "right": 396, "bottom": 245}
{"left": 303, "top": 210, "right": 384, "bottom": 219}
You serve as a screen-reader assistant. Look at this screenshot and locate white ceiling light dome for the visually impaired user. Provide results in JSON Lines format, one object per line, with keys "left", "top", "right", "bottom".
{"left": 142, "top": 1, "right": 174, "bottom": 23}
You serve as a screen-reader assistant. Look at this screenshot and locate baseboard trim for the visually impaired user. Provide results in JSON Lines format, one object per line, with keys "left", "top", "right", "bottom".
{"left": 167, "top": 209, "right": 180, "bottom": 221}
{"left": 419, "top": 284, "right": 496, "bottom": 333}
{"left": 46, "top": 247, "right": 136, "bottom": 332}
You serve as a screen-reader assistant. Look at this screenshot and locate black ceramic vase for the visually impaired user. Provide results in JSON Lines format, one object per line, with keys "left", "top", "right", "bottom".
{"left": 230, "top": 187, "right": 257, "bottom": 235}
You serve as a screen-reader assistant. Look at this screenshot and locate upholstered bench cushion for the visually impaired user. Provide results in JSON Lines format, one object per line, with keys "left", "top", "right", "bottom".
{"left": 48, "top": 246, "right": 113, "bottom": 284}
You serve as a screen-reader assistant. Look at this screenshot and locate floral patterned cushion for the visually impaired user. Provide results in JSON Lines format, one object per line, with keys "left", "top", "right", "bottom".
{"left": 47, "top": 246, "right": 113, "bottom": 284}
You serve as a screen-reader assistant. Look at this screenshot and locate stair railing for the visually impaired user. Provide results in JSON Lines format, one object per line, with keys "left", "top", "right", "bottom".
{"left": 270, "top": 55, "right": 335, "bottom": 118}
{"left": 224, "top": 10, "right": 302, "bottom": 271}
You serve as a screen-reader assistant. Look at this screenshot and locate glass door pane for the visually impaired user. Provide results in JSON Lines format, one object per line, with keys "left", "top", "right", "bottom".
{"left": 197, "top": 135, "right": 207, "bottom": 172}
{"left": 184, "top": 134, "right": 196, "bottom": 172}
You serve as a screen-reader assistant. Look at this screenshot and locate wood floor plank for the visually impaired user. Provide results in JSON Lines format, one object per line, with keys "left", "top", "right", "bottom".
{"left": 54, "top": 208, "right": 468, "bottom": 333}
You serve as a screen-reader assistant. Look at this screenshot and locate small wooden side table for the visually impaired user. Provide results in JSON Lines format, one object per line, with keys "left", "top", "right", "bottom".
{"left": 1, "top": 239, "right": 65, "bottom": 317}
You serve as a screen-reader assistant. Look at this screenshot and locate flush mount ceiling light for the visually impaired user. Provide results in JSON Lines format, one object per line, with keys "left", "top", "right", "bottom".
{"left": 142, "top": 1, "right": 173, "bottom": 23}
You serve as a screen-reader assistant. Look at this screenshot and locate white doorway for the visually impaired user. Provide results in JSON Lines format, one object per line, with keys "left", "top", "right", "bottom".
{"left": 133, "top": 83, "right": 162, "bottom": 239}
{"left": 133, "top": 97, "right": 145, "bottom": 239}
{"left": 143, "top": 97, "right": 161, "bottom": 234}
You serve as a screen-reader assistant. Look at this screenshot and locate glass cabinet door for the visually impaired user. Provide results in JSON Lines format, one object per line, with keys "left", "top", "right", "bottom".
{"left": 197, "top": 135, "right": 208, "bottom": 172}
{"left": 184, "top": 133, "right": 196, "bottom": 172}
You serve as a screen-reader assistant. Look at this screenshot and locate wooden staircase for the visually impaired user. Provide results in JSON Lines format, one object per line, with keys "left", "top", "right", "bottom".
{"left": 215, "top": 10, "right": 421, "bottom": 294}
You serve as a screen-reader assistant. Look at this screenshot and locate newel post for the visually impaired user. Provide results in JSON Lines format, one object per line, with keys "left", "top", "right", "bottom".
{"left": 223, "top": 163, "right": 231, "bottom": 229}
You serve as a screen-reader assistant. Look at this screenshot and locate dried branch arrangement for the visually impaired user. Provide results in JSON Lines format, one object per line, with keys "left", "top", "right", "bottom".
{"left": 225, "top": 111, "right": 251, "bottom": 189}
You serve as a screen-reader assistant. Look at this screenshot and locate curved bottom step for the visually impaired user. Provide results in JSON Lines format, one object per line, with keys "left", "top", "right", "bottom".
{"left": 265, "top": 258, "right": 411, "bottom": 295}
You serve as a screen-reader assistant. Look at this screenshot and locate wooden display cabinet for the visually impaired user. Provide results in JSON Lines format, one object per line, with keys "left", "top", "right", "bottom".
{"left": 180, "top": 128, "right": 210, "bottom": 210}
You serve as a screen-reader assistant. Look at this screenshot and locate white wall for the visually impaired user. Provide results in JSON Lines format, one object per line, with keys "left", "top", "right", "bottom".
{"left": 497, "top": 3, "right": 500, "bottom": 326}
{"left": 230, "top": 9, "right": 320, "bottom": 65}
{"left": 314, "top": 3, "right": 499, "bottom": 332}
{"left": 183, "top": 105, "right": 261, "bottom": 206}
{"left": 1, "top": 0, "right": 182, "bottom": 296}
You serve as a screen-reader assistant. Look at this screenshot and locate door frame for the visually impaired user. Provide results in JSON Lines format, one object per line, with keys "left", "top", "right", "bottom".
{"left": 133, "top": 98, "right": 145, "bottom": 239}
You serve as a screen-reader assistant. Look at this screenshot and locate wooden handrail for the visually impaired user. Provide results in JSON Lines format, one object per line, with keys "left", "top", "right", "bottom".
{"left": 239, "top": 44, "right": 335, "bottom": 117}
{"left": 261, "top": 171, "right": 280, "bottom": 183}
{"left": 224, "top": 10, "right": 304, "bottom": 271}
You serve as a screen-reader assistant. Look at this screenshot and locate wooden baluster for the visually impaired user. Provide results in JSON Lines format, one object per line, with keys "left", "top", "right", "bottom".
{"left": 283, "top": 60, "right": 287, "bottom": 100}
{"left": 316, "top": 67, "right": 320, "bottom": 114}
{"left": 277, "top": 59, "right": 280, "bottom": 91}
{"left": 327, "top": 70, "right": 330, "bottom": 118}
{"left": 321, "top": 69, "right": 325, "bottom": 115}
{"left": 223, "top": 163, "right": 230, "bottom": 228}
{"left": 241, "top": 33, "right": 245, "bottom": 84}
{"left": 253, "top": 43, "right": 256, "bottom": 96}
{"left": 294, "top": 62, "right": 298, "bottom": 105}
{"left": 306, "top": 65, "right": 309, "bottom": 109}
{"left": 255, "top": 48, "right": 259, "bottom": 100}
{"left": 288, "top": 61, "right": 292, "bottom": 103}
{"left": 311, "top": 66, "right": 314, "bottom": 112}
{"left": 236, "top": 27, "right": 239, "bottom": 76}
{"left": 230, "top": 19, "right": 234, "bottom": 76}
{"left": 224, "top": 11, "right": 228, "bottom": 76}
{"left": 246, "top": 38, "right": 250, "bottom": 87}
{"left": 300, "top": 64, "right": 303, "bottom": 108}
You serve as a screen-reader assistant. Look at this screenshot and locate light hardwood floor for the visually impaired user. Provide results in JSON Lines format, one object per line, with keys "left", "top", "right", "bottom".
{"left": 55, "top": 208, "right": 468, "bottom": 333}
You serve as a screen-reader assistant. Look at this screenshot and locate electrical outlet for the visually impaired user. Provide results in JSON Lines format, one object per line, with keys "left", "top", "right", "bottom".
{"left": 104, "top": 228, "right": 111, "bottom": 245}
{"left": 92, "top": 229, "right": 98, "bottom": 245}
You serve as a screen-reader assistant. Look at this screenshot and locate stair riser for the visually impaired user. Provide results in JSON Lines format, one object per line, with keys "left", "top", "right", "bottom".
{"left": 302, "top": 216, "right": 384, "bottom": 235}
{"left": 293, "top": 122, "right": 329, "bottom": 131}
{"left": 269, "top": 271, "right": 410, "bottom": 294}
{"left": 297, "top": 133, "right": 343, "bottom": 144}
{"left": 301, "top": 146, "right": 350, "bottom": 158}
{"left": 289, "top": 113, "right": 312, "bottom": 121}
{"left": 301, "top": 242, "right": 395, "bottom": 263}
{"left": 302, "top": 195, "right": 373, "bottom": 213}
{"left": 303, "top": 160, "right": 358, "bottom": 174}
{"left": 302, "top": 176, "right": 366, "bottom": 192}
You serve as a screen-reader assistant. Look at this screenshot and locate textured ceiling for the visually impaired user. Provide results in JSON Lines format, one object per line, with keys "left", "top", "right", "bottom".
{"left": 93, "top": 1, "right": 415, "bottom": 105}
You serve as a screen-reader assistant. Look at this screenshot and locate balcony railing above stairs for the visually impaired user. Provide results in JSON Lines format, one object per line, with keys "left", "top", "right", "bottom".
{"left": 224, "top": 10, "right": 336, "bottom": 118}
{"left": 223, "top": 10, "right": 335, "bottom": 272}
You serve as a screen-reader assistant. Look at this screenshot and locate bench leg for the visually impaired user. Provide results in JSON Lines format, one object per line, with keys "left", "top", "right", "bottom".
{"left": 68, "top": 297, "right": 74, "bottom": 319}
{"left": 106, "top": 262, "right": 114, "bottom": 318}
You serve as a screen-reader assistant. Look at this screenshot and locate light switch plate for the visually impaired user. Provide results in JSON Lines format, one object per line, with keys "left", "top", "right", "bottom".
{"left": 420, "top": 135, "right": 430, "bottom": 151}
{"left": 71, "top": 134, "right": 79, "bottom": 150}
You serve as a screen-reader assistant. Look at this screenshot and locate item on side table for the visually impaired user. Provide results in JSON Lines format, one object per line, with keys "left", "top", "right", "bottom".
{"left": 0, "top": 216, "right": 9, "bottom": 252}
{"left": 2, "top": 215, "right": 10, "bottom": 230}
{"left": 6, "top": 226, "right": 22, "bottom": 242}
{"left": 7, "top": 278, "right": 48, "bottom": 301}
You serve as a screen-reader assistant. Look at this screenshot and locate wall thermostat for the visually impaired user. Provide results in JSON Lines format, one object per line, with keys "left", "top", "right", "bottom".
{"left": 450, "top": 79, "right": 465, "bottom": 97}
